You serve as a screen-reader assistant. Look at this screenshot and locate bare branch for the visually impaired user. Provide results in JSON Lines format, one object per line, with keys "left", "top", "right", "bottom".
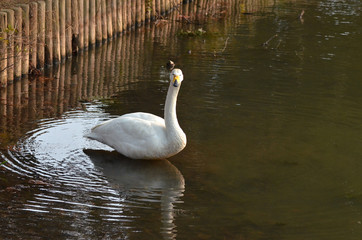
{"left": 0, "top": 63, "right": 15, "bottom": 74}
{"left": 299, "top": 10, "right": 305, "bottom": 24}
{"left": 213, "top": 36, "right": 230, "bottom": 57}
{"left": 221, "top": 37, "right": 230, "bottom": 53}
{"left": 299, "top": 10, "right": 305, "bottom": 20}
{"left": 262, "top": 34, "right": 278, "bottom": 46}
{"left": 171, "top": 0, "right": 191, "bottom": 24}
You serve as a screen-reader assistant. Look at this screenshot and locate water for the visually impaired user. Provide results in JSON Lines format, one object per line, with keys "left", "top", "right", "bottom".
{"left": 1, "top": 0, "right": 362, "bottom": 239}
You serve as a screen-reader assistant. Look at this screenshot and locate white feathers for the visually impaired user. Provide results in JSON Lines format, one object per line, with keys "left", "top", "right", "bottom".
{"left": 85, "top": 68, "right": 186, "bottom": 159}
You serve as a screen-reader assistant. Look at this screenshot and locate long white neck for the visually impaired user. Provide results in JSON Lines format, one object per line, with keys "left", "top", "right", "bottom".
{"left": 164, "top": 83, "right": 182, "bottom": 137}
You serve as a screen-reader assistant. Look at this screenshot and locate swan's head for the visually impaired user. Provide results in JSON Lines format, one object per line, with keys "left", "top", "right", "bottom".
{"left": 170, "top": 68, "right": 184, "bottom": 87}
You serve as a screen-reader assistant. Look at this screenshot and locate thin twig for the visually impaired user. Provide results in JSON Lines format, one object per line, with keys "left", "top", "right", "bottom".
{"left": 0, "top": 50, "right": 22, "bottom": 73}
{"left": 214, "top": 37, "right": 230, "bottom": 57}
{"left": 0, "top": 50, "right": 22, "bottom": 62}
{"left": 262, "top": 34, "right": 278, "bottom": 46}
{"left": 275, "top": 39, "right": 282, "bottom": 49}
{"left": 172, "top": 0, "right": 191, "bottom": 24}
{"left": 0, "top": 63, "right": 15, "bottom": 74}
{"left": 299, "top": 10, "right": 305, "bottom": 20}
{"left": 299, "top": 10, "right": 305, "bottom": 24}
{"left": 221, "top": 37, "right": 230, "bottom": 53}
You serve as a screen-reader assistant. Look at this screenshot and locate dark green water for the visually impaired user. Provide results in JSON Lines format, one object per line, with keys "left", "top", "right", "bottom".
{"left": 1, "top": 0, "right": 362, "bottom": 239}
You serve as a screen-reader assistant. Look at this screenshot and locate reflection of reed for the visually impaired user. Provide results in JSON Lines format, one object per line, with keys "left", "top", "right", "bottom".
{"left": 0, "top": 0, "right": 243, "bottom": 147}
{"left": 241, "top": 0, "right": 276, "bottom": 14}
{"left": 1, "top": 0, "right": 248, "bottom": 85}
{"left": 1, "top": 0, "right": 247, "bottom": 80}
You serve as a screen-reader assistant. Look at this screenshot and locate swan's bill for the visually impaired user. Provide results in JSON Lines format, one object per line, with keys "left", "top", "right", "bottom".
{"left": 173, "top": 75, "right": 180, "bottom": 87}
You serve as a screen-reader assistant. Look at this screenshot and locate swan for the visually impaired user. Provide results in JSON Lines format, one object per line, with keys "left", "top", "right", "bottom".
{"left": 85, "top": 68, "right": 187, "bottom": 160}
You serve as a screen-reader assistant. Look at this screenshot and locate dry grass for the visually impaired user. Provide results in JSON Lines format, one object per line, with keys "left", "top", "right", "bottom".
{"left": 0, "top": 0, "right": 39, "bottom": 9}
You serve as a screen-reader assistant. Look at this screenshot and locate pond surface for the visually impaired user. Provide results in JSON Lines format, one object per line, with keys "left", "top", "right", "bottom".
{"left": 1, "top": 0, "right": 362, "bottom": 239}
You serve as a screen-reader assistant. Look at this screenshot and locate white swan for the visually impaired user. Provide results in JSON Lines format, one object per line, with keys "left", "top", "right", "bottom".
{"left": 85, "top": 68, "right": 186, "bottom": 160}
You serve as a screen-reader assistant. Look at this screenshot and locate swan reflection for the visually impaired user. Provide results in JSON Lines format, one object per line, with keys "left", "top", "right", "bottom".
{"left": 84, "top": 149, "right": 185, "bottom": 239}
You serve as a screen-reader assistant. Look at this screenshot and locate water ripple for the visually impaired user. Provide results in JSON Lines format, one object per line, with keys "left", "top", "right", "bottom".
{"left": 1, "top": 107, "right": 185, "bottom": 238}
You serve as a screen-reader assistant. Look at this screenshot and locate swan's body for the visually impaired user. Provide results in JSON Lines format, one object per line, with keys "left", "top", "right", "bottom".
{"left": 85, "top": 68, "right": 186, "bottom": 159}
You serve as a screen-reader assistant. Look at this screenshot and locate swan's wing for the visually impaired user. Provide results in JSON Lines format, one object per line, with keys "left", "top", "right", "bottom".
{"left": 86, "top": 115, "right": 166, "bottom": 158}
{"left": 88, "top": 113, "right": 163, "bottom": 132}
{"left": 91, "top": 116, "right": 164, "bottom": 142}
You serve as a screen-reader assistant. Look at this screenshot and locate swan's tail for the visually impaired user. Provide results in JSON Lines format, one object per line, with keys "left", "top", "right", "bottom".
{"left": 84, "top": 132, "right": 97, "bottom": 140}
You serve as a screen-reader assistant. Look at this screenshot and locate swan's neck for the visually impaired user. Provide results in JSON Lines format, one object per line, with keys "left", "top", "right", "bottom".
{"left": 164, "top": 84, "right": 182, "bottom": 137}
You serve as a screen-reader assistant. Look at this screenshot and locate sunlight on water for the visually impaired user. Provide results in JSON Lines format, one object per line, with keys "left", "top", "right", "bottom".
{"left": 1, "top": 105, "right": 185, "bottom": 238}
